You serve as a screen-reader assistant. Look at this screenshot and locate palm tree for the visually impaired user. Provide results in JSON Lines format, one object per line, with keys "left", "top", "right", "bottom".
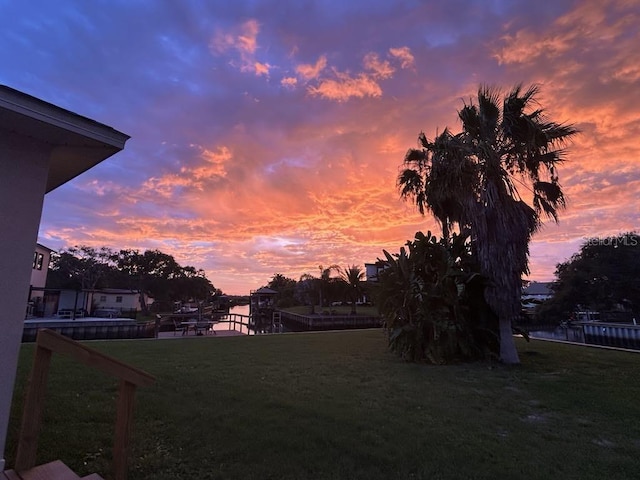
{"left": 318, "top": 264, "right": 339, "bottom": 309}
{"left": 339, "top": 265, "right": 365, "bottom": 314}
{"left": 298, "top": 273, "right": 317, "bottom": 314}
{"left": 399, "top": 84, "right": 578, "bottom": 364}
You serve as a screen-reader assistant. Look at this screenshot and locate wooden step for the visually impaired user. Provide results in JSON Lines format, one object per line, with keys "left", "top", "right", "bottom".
{"left": 2, "top": 460, "right": 104, "bottom": 480}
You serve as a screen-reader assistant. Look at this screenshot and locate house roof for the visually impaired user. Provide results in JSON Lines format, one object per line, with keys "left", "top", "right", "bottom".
{"left": 523, "top": 282, "right": 553, "bottom": 296}
{"left": 252, "top": 287, "right": 278, "bottom": 295}
{"left": 0, "top": 85, "right": 130, "bottom": 193}
{"left": 35, "top": 242, "right": 56, "bottom": 253}
{"left": 95, "top": 288, "right": 140, "bottom": 295}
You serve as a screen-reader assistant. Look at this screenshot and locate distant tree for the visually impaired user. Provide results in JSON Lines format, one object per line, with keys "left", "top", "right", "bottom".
{"left": 47, "top": 246, "right": 114, "bottom": 290}
{"left": 297, "top": 273, "right": 317, "bottom": 314}
{"left": 339, "top": 265, "right": 365, "bottom": 314}
{"left": 267, "top": 273, "right": 298, "bottom": 308}
{"left": 398, "top": 84, "right": 578, "bottom": 364}
{"left": 47, "top": 245, "right": 218, "bottom": 313}
{"left": 170, "top": 266, "right": 215, "bottom": 304}
{"left": 538, "top": 233, "right": 640, "bottom": 322}
{"left": 113, "top": 249, "right": 179, "bottom": 313}
{"left": 318, "top": 264, "right": 339, "bottom": 308}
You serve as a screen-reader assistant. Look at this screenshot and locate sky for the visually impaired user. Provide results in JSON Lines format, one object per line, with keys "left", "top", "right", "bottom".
{"left": 1, "top": 0, "right": 639, "bottom": 295}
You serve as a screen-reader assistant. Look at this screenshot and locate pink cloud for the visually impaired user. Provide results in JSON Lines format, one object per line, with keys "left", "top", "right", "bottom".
{"left": 363, "top": 52, "right": 395, "bottom": 79}
{"left": 388, "top": 46, "right": 415, "bottom": 69}
{"left": 280, "top": 76, "right": 297, "bottom": 88}
{"left": 209, "top": 19, "right": 270, "bottom": 77}
{"left": 295, "top": 55, "right": 327, "bottom": 80}
{"left": 307, "top": 70, "right": 382, "bottom": 101}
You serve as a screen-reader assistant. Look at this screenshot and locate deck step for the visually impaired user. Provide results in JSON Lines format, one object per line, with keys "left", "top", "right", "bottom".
{"left": 3, "top": 460, "right": 104, "bottom": 480}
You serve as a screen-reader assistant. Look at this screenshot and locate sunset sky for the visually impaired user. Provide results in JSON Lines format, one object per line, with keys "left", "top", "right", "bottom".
{"left": 1, "top": 0, "right": 638, "bottom": 295}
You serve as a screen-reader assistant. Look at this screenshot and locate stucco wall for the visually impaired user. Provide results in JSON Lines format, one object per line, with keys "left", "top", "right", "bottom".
{"left": 0, "top": 131, "right": 51, "bottom": 470}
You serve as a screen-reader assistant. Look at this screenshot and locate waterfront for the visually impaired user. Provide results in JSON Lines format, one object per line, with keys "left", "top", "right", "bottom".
{"left": 529, "top": 323, "right": 640, "bottom": 351}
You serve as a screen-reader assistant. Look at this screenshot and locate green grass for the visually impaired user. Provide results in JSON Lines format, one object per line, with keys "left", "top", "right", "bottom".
{"left": 6, "top": 331, "right": 640, "bottom": 479}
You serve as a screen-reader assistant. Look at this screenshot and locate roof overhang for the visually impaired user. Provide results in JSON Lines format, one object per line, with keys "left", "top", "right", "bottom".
{"left": 0, "top": 85, "right": 130, "bottom": 193}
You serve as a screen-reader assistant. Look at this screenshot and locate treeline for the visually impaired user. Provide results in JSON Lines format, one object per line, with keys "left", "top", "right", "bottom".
{"left": 46, "top": 246, "right": 221, "bottom": 313}
{"left": 262, "top": 265, "right": 368, "bottom": 314}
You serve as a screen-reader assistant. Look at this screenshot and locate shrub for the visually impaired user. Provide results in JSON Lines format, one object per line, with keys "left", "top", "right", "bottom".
{"left": 377, "top": 231, "right": 498, "bottom": 363}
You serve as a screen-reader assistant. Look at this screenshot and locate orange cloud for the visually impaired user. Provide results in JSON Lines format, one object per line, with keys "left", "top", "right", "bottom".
{"left": 209, "top": 19, "right": 270, "bottom": 76}
{"left": 192, "top": 145, "right": 231, "bottom": 180}
{"left": 307, "top": 70, "right": 382, "bottom": 101}
{"left": 237, "top": 19, "right": 259, "bottom": 54}
{"left": 295, "top": 55, "right": 327, "bottom": 80}
{"left": 281, "top": 76, "right": 297, "bottom": 88}
{"left": 210, "top": 19, "right": 259, "bottom": 54}
{"left": 253, "top": 61, "right": 271, "bottom": 76}
{"left": 495, "top": 0, "right": 638, "bottom": 66}
{"left": 389, "top": 46, "right": 415, "bottom": 69}
{"left": 363, "top": 52, "right": 395, "bottom": 79}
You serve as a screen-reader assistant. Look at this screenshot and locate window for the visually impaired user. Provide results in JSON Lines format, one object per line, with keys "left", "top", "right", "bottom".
{"left": 100, "top": 295, "right": 107, "bottom": 302}
{"left": 36, "top": 253, "right": 44, "bottom": 270}
{"left": 115, "top": 296, "right": 123, "bottom": 303}
{"left": 33, "top": 252, "right": 38, "bottom": 269}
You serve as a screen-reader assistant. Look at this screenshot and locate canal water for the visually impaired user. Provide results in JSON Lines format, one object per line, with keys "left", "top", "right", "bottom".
{"left": 211, "top": 304, "right": 252, "bottom": 334}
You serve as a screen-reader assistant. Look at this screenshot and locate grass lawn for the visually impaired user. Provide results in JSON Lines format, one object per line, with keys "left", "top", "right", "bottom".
{"left": 5, "top": 331, "right": 640, "bottom": 480}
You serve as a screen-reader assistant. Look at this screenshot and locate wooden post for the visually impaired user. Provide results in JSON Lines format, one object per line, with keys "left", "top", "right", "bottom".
{"left": 13, "top": 329, "right": 154, "bottom": 479}
{"left": 113, "top": 380, "right": 136, "bottom": 480}
{"left": 14, "top": 344, "right": 53, "bottom": 472}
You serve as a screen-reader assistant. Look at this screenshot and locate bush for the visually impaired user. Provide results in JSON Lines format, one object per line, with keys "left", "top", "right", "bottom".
{"left": 377, "top": 231, "right": 498, "bottom": 363}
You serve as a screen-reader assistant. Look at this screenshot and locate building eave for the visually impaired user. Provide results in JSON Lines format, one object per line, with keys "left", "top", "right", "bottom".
{"left": 0, "top": 85, "right": 130, "bottom": 193}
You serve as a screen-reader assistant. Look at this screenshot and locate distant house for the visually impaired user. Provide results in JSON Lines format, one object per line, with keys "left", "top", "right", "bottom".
{"left": 26, "top": 243, "right": 55, "bottom": 317}
{"left": 91, "top": 288, "right": 153, "bottom": 313}
{"left": 30, "top": 243, "right": 53, "bottom": 289}
{"left": 521, "top": 281, "right": 553, "bottom": 313}
{"left": 41, "top": 288, "right": 153, "bottom": 319}
{"left": 522, "top": 281, "right": 553, "bottom": 300}
{"left": 364, "top": 260, "right": 388, "bottom": 283}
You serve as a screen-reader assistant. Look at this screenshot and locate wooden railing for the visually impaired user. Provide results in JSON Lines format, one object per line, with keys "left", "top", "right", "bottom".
{"left": 218, "top": 313, "right": 253, "bottom": 335}
{"left": 13, "top": 329, "right": 155, "bottom": 480}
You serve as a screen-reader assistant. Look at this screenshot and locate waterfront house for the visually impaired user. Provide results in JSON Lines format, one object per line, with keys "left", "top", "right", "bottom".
{"left": 364, "top": 260, "right": 388, "bottom": 283}
{"left": 26, "top": 243, "right": 55, "bottom": 317}
{"left": 521, "top": 281, "right": 553, "bottom": 315}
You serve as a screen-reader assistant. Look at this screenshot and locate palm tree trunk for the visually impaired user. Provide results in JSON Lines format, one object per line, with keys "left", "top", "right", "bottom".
{"left": 484, "top": 283, "right": 521, "bottom": 365}
{"left": 498, "top": 316, "right": 519, "bottom": 364}
{"left": 483, "top": 266, "right": 522, "bottom": 364}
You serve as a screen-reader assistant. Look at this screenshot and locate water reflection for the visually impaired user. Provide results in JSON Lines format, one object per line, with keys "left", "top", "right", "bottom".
{"left": 212, "top": 304, "right": 251, "bottom": 334}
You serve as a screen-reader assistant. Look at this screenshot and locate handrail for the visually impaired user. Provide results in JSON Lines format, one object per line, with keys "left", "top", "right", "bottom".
{"left": 14, "top": 329, "right": 155, "bottom": 480}
{"left": 218, "top": 313, "right": 253, "bottom": 335}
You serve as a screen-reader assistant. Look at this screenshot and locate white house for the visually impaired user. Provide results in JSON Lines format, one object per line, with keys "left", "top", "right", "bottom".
{"left": 521, "top": 281, "right": 553, "bottom": 313}
{"left": 30, "top": 243, "right": 53, "bottom": 290}
{"left": 26, "top": 243, "right": 55, "bottom": 317}
{"left": 0, "top": 85, "right": 129, "bottom": 470}
{"left": 364, "top": 260, "right": 388, "bottom": 283}
{"left": 91, "top": 288, "right": 153, "bottom": 314}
